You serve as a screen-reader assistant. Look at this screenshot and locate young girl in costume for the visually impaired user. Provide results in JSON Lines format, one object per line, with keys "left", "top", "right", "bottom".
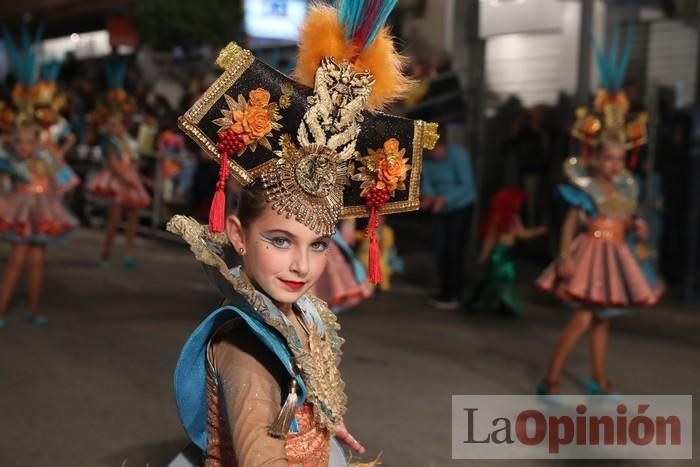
{"left": 87, "top": 65, "right": 150, "bottom": 268}
{"left": 166, "top": 1, "right": 438, "bottom": 464}
{"left": 0, "top": 29, "right": 79, "bottom": 328}
{"left": 311, "top": 219, "right": 373, "bottom": 312}
{"left": 470, "top": 187, "right": 546, "bottom": 316}
{"left": 0, "top": 122, "right": 78, "bottom": 327}
{"left": 536, "top": 26, "right": 661, "bottom": 396}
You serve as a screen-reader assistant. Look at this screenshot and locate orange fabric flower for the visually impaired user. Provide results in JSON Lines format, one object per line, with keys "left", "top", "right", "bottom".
{"left": 383, "top": 138, "right": 400, "bottom": 155}
{"left": 232, "top": 106, "right": 272, "bottom": 144}
{"left": 248, "top": 88, "right": 271, "bottom": 107}
{"left": 377, "top": 152, "right": 408, "bottom": 194}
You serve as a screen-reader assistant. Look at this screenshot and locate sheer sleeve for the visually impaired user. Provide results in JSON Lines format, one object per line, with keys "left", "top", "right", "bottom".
{"left": 210, "top": 323, "right": 290, "bottom": 466}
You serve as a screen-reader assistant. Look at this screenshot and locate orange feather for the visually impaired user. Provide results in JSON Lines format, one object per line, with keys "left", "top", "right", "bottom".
{"left": 294, "top": 4, "right": 413, "bottom": 111}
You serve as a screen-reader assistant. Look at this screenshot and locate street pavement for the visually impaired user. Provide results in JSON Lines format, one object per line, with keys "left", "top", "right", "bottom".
{"left": 0, "top": 228, "right": 698, "bottom": 467}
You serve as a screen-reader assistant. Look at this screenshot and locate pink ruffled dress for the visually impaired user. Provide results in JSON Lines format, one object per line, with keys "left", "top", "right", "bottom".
{"left": 0, "top": 149, "right": 78, "bottom": 243}
{"left": 536, "top": 159, "right": 662, "bottom": 312}
{"left": 86, "top": 136, "right": 151, "bottom": 209}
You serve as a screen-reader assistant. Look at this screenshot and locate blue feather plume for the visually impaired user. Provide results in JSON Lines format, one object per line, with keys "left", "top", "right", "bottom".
{"left": 104, "top": 55, "right": 130, "bottom": 90}
{"left": 40, "top": 60, "right": 63, "bottom": 82}
{"left": 590, "top": 20, "right": 636, "bottom": 93}
{"left": 335, "top": 0, "right": 398, "bottom": 51}
{"left": 2, "top": 23, "right": 44, "bottom": 86}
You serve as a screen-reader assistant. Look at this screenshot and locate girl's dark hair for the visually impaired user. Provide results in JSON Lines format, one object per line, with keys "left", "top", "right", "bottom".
{"left": 235, "top": 181, "right": 269, "bottom": 227}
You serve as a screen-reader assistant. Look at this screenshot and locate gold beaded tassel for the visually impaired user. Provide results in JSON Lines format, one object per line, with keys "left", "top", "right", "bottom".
{"left": 269, "top": 379, "right": 298, "bottom": 438}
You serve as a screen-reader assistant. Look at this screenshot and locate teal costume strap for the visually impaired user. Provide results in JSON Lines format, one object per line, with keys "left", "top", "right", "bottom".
{"left": 173, "top": 302, "right": 308, "bottom": 451}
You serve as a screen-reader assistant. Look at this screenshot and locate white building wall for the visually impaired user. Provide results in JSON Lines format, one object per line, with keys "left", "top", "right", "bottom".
{"left": 486, "top": 32, "right": 562, "bottom": 106}
{"left": 647, "top": 20, "right": 698, "bottom": 107}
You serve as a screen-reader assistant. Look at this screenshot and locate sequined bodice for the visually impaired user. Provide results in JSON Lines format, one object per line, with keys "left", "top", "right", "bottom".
{"left": 563, "top": 157, "right": 638, "bottom": 220}
{"left": 587, "top": 180, "right": 637, "bottom": 219}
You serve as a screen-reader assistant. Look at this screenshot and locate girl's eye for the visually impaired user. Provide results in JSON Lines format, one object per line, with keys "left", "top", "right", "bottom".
{"left": 311, "top": 241, "right": 330, "bottom": 252}
{"left": 271, "top": 237, "right": 291, "bottom": 248}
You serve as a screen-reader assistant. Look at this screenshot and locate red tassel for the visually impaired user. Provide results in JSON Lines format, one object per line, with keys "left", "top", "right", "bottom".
{"left": 365, "top": 207, "right": 382, "bottom": 285}
{"left": 629, "top": 145, "right": 640, "bottom": 169}
{"left": 208, "top": 151, "right": 229, "bottom": 233}
{"left": 582, "top": 139, "right": 590, "bottom": 161}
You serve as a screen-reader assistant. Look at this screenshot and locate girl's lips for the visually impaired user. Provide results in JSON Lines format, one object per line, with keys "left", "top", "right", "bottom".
{"left": 279, "top": 278, "right": 305, "bottom": 291}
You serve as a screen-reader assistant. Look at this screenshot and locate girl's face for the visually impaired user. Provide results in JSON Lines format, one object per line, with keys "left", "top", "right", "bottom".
{"left": 226, "top": 203, "right": 331, "bottom": 306}
{"left": 108, "top": 117, "right": 126, "bottom": 138}
{"left": 595, "top": 144, "right": 626, "bottom": 180}
{"left": 13, "top": 127, "right": 37, "bottom": 159}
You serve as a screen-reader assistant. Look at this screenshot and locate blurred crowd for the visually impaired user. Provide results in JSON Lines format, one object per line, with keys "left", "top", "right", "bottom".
{"left": 1, "top": 43, "right": 694, "bottom": 293}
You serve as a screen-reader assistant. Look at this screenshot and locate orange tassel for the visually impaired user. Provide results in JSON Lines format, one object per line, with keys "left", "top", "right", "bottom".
{"left": 365, "top": 207, "right": 382, "bottom": 285}
{"left": 208, "top": 152, "right": 228, "bottom": 233}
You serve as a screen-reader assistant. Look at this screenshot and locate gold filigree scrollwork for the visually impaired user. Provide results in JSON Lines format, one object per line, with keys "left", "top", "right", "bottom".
{"left": 262, "top": 59, "right": 375, "bottom": 235}
{"left": 262, "top": 138, "right": 347, "bottom": 236}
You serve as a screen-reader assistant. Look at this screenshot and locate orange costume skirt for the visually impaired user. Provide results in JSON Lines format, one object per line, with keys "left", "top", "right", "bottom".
{"left": 536, "top": 218, "right": 662, "bottom": 308}
{"left": 0, "top": 177, "right": 78, "bottom": 243}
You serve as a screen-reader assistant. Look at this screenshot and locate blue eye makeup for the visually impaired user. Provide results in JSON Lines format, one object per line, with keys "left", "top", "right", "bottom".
{"left": 261, "top": 231, "right": 330, "bottom": 252}
{"left": 260, "top": 233, "right": 291, "bottom": 249}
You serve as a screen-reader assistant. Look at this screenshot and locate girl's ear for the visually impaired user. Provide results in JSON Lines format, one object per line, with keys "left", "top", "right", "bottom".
{"left": 226, "top": 215, "right": 247, "bottom": 254}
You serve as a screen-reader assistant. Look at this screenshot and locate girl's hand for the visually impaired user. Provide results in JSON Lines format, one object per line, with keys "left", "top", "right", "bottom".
{"left": 334, "top": 421, "right": 365, "bottom": 455}
{"left": 633, "top": 218, "right": 649, "bottom": 241}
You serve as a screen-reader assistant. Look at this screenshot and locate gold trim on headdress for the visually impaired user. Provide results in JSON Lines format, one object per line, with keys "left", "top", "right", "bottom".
{"left": 178, "top": 42, "right": 438, "bottom": 235}
{"left": 572, "top": 90, "right": 647, "bottom": 149}
{"left": 175, "top": 2, "right": 439, "bottom": 284}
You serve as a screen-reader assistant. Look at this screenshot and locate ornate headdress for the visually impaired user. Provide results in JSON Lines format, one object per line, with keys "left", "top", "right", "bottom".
{"left": 90, "top": 55, "right": 137, "bottom": 126}
{"left": 171, "top": 0, "right": 438, "bottom": 284}
{"left": 1, "top": 25, "right": 66, "bottom": 130}
{"left": 571, "top": 23, "right": 647, "bottom": 166}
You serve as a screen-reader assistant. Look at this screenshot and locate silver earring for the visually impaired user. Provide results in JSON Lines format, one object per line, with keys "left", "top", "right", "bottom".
{"left": 239, "top": 247, "right": 245, "bottom": 255}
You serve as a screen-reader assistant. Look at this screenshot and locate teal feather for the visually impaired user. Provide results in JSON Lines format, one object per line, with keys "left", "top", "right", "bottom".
{"left": 104, "top": 55, "right": 130, "bottom": 90}
{"left": 335, "top": 0, "right": 398, "bottom": 50}
{"left": 590, "top": 21, "right": 636, "bottom": 93}
{"left": 20, "top": 25, "right": 30, "bottom": 84}
{"left": 366, "top": 0, "right": 397, "bottom": 48}
{"left": 2, "top": 26, "right": 23, "bottom": 83}
{"left": 3, "top": 24, "right": 44, "bottom": 86}
{"left": 40, "top": 60, "right": 63, "bottom": 82}
{"left": 614, "top": 22, "right": 636, "bottom": 89}
{"left": 591, "top": 33, "right": 610, "bottom": 91}
{"left": 607, "top": 24, "right": 620, "bottom": 91}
